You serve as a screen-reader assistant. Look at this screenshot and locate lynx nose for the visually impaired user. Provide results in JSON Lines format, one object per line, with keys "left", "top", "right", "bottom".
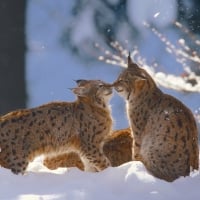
{"left": 104, "top": 83, "right": 114, "bottom": 88}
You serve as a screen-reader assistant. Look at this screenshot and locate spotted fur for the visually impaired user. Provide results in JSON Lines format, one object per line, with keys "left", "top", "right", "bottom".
{"left": 0, "top": 80, "right": 113, "bottom": 174}
{"left": 44, "top": 128, "right": 132, "bottom": 170}
{"left": 113, "top": 55, "right": 199, "bottom": 182}
{"left": 44, "top": 152, "right": 84, "bottom": 171}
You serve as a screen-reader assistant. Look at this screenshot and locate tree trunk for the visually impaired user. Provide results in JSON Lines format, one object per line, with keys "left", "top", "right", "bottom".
{"left": 0, "top": 0, "right": 27, "bottom": 115}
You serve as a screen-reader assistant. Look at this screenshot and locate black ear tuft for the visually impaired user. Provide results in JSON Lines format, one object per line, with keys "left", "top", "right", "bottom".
{"left": 128, "top": 52, "right": 133, "bottom": 66}
{"left": 74, "top": 79, "right": 87, "bottom": 86}
{"left": 74, "top": 79, "right": 83, "bottom": 84}
{"left": 127, "top": 53, "right": 140, "bottom": 70}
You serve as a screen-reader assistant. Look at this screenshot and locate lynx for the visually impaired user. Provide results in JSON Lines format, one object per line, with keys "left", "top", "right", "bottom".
{"left": 113, "top": 55, "right": 199, "bottom": 182}
{"left": 44, "top": 128, "right": 132, "bottom": 170}
{"left": 0, "top": 79, "right": 113, "bottom": 174}
{"left": 103, "top": 128, "right": 132, "bottom": 166}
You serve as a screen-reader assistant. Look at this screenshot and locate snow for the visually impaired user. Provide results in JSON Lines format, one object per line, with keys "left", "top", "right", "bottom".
{"left": 1, "top": 159, "right": 200, "bottom": 200}
{"left": 1, "top": 0, "right": 200, "bottom": 199}
{"left": 127, "top": 0, "right": 177, "bottom": 30}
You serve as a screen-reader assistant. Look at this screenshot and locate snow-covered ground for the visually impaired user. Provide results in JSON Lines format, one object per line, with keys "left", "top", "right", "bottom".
{"left": 1, "top": 1, "right": 200, "bottom": 199}
{"left": 1, "top": 158, "right": 200, "bottom": 200}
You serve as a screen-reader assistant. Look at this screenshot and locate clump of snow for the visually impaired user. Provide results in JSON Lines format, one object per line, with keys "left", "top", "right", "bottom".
{"left": 153, "top": 12, "right": 160, "bottom": 18}
{"left": 154, "top": 71, "right": 200, "bottom": 92}
{"left": 0, "top": 158, "right": 200, "bottom": 200}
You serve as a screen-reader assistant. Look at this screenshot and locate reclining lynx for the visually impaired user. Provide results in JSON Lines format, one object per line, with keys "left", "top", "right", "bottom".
{"left": 0, "top": 79, "right": 113, "bottom": 174}
{"left": 113, "top": 55, "right": 199, "bottom": 182}
{"left": 44, "top": 128, "right": 133, "bottom": 170}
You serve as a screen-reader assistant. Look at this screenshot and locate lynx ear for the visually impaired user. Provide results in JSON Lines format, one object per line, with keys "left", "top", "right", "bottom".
{"left": 134, "top": 77, "right": 147, "bottom": 91}
{"left": 127, "top": 53, "right": 140, "bottom": 70}
{"left": 71, "top": 87, "right": 88, "bottom": 96}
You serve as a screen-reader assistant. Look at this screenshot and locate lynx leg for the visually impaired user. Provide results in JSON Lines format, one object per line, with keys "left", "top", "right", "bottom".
{"left": 81, "top": 144, "right": 111, "bottom": 172}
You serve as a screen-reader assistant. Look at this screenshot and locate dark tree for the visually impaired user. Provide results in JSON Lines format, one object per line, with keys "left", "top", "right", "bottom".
{"left": 177, "top": 0, "right": 200, "bottom": 33}
{"left": 0, "top": 0, "right": 27, "bottom": 115}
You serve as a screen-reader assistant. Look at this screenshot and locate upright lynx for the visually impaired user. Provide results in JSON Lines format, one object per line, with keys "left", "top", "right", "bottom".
{"left": 0, "top": 79, "right": 113, "bottom": 174}
{"left": 114, "top": 55, "right": 199, "bottom": 182}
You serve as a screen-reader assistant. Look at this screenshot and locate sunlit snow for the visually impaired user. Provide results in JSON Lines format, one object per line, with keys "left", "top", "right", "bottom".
{"left": 1, "top": 1, "right": 200, "bottom": 199}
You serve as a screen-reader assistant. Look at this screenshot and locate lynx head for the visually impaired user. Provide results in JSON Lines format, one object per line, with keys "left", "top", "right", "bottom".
{"left": 113, "top": 54, "right": 157, "bottom": 100}
{"left": 72, "top": 79, "right": 113, "bottom": 107}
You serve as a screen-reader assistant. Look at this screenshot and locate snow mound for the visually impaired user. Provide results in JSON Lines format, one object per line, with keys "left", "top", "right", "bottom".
{"left": 0, "top": 160, "right": 199, "bottom": 200}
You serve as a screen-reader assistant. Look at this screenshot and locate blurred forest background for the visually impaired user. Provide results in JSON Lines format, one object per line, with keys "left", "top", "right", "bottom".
{"left": 0, "top": 0, "right": 199, "bottom": 128}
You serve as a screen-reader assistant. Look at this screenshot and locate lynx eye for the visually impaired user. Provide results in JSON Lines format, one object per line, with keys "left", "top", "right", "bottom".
{"left": 118, "top": 78, "right": 128, "bottom": 83}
